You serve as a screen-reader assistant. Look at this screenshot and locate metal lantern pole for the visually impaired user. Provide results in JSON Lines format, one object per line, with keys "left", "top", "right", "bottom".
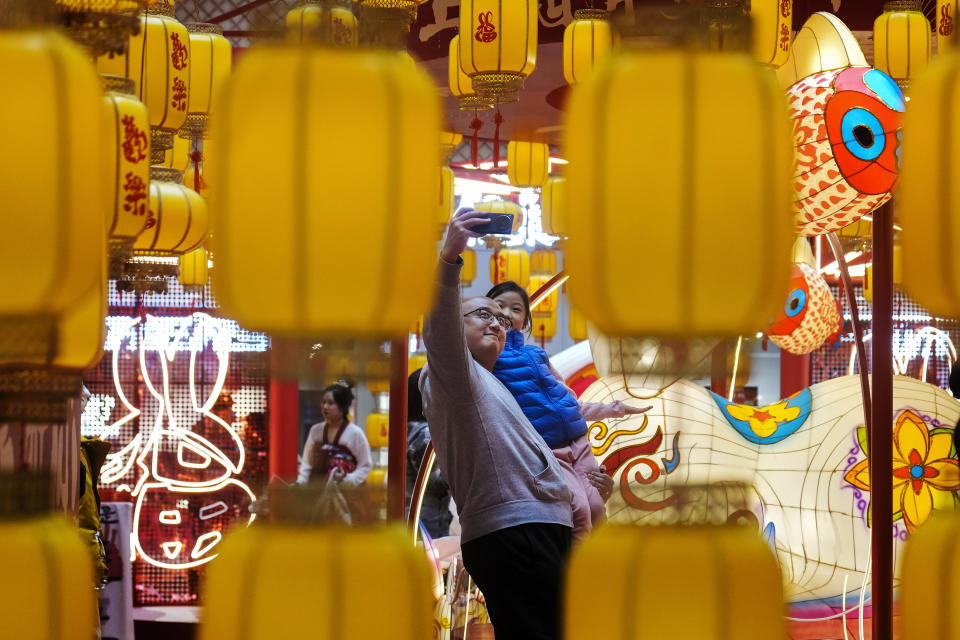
{"left": 386, "top": 337, "right": 409, "bottom": 521}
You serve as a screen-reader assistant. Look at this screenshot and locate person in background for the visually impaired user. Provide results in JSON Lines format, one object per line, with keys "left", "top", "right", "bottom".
{"left": 487, "top": 280, "right": 652, "bottom": 541}
{"left": 405, "top": 368, "right": 453, "bottom": 538}
{"left": 297, "top": 382, "right": 372, "bottom": 486}
{"left": 950, "top": 363, "right": 960, "bottom": 458}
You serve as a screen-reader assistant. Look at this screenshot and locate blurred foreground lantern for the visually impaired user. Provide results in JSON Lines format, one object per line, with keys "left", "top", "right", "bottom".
{"left": 178, "top": 247, "right": 209, "bottom": 292}
{"left": 211, "top": 47, "right": 440, "bottom": 336}
{"left": 490, "top": 248, "right": 530, "bottom": 287}
{"left": 541, "top": 176, "right": 566, "bottom": 236}
{"left": 569, "top": 307, "right": 589, "bottom": 341}
{"left": 776, "top": 12, "right": 867, "bottom": 90}
{"left": 938, "top": 0, "right": 958, "bottom": 52}
{"left": 449, "top": 35, "right": 492, "bottom": 111}
{"left": 437, "top": 166, "right": 455, "bottom": 227}
{"left": 874, "top": 1, "right": 931, "bottom": 89}
{"left": 563, "top": 9, "right": 613, "bottom": 85}
{"left": 750, "top": 0, "right": 791, "bottom": 66}
{"left": 459, "top": 0, "right": 537, "bottom": 101}
{"left": 54, "top": 0, "right": 146, "bottom": 58}
{"left": 765, "top": 263, "right": 841, "bottom": 355}
{"left": 507, "top": 141, "right": 549, "bottom": 188}
{"left": 863, "top": 244, "right": 902, "bottom": 302}
{"left": 365, "top": 412, "right": 389, "bottom": 448}
{"left": 0, "top": 30, "right": 105, "bottom": 360}
{"left": 286, "top": 1, "right": 358, "bottom": 47}
{"left": 788, "top": 66, "right": 904, "bottom": 236}
{"left": 409, "top": 353, "right": 427, "bottom": 373}
{"left": 475, "top": 198, "right": 523, "bottom": 233}
{"left": 460, "top": 248, "right": 477, "bottom": 285}
{"left": 182, "top": 23, "right": 231, "bottom": 138}
{"left": 566, "top": 524, "right": 784, "bottom": 639}
{"left": 898, "top": 53, "right": 960, "bottom": 315}
{"left": 531, "top": 249, "right": 557, "bottom": 275}
{"left": 201, "top": 525, "right": 432, "bottom": 640}
{"left": 97, "top": 2, "right": 190, "bottom": 161}
{"left": 565, "top": 42, "right": 794, "bottom": 335}
{"left": 900, "top": 513, "right": 960, "bottom": 640}
{"left": 440, "top": 130, "right": 463, "bottom": 158}
{"left": 134, "top": 168, "right": 208, "bottom": 256}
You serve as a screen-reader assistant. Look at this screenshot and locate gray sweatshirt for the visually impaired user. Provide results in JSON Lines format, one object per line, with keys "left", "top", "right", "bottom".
{"left": 419, "top": 258, "right": 573, "bottom": 544}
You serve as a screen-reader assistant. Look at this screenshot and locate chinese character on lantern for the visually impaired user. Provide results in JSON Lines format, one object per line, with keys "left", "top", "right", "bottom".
{"left": 171, "top": 78, "right": 187, "bottom": 112}
{"left": 780, "top": 0, "right": 791, "bottom": 17}
{"left": 121, "top": 115, "right": 148, "bottom": 163}
{"left": 333, "top": 17, "right": 351, "bottom": 46}
{"left": 475, "top": 11, "right": 497, "bottom": 42}
{"left": 779, "top": 23, "right": 791, "bottom": 51}
{"left": 171, "top": 33, "right": 189, "bottom": 71}
{"left": 941, "top": 4, "right": 955, "bottom": 36}
{"left": 123, "top": 172, "right": 148, "bottom": 217}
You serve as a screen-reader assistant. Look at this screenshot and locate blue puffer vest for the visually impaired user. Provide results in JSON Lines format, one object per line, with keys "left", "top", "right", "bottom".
{"left": 493, "top": 329, "right": 588, "bottom": 448}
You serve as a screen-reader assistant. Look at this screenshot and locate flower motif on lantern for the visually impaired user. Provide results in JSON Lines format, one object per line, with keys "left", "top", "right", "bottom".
{"left": 765, "top": 263, "right": 841, "bottom": 354}
{"left": 789, "top": 66, "right": 905, "bottom": 236}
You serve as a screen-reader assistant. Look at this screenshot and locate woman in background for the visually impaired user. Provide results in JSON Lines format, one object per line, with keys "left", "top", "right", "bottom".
{"left": 297, "top": 382, "right": 373, "bottom": 486}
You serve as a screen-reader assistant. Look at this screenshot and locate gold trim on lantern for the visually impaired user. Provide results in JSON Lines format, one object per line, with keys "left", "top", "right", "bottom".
{"left": 186, "top": 22, "right": 223, "bottom": 35}
{"left": 145, "top": 1, "right": 175, "bottom": 17}
{"left": 101, "top": 74, "right": 135, "bottom": 95}
{"left": 150, "top": 166, "right": 184, "bottom": 183}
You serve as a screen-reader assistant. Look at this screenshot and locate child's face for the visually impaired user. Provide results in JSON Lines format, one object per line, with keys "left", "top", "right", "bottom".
{"left": 493, "top": 290, "right": 527, "bottom": 331}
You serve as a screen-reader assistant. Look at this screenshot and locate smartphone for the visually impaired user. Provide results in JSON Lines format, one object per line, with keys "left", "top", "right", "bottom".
{"left": 473, "top": 213, "right": 514, "bottom": 235}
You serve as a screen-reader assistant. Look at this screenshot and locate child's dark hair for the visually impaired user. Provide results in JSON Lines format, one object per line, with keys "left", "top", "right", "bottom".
{"left": 486, "top": 281, "right": 531, "bottom": 332}
{"left": 322, "top": 381, "right": 354, "bottom": 420}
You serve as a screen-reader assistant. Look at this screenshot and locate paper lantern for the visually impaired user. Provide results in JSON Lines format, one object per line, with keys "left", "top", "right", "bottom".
{"left": 776, "top": 12, "right": 868, "bottom": 90}
{"left": 507, "top": 141, "right": 549, "bottom": 188}
{"left": 409, "top": 354, "right": 427, "bottom": 373}
{"left": 565, "top": 47, "right": 794, "bottom": 336}
{"left": 185, "top": 23, "right": 232, "bottom": 129}
{"left": 900, "top": 52, "right": 960, "bottom": 314}
{"left": 101, "top": 75, "right": 151, "bottom": 250}
{"left": 863, "top": 244, "right": 902, "bottom": 302}
{"left": 365, "top": 412, "right": 389, "bottom": 448}
{"left": 765, "top": 263, "right": 841, "bottom": 355}
{"left": 751, "top": 0, "right": 792, "bottom": 66}
{"left": 563, "top": 9, "right": 613, "bottom": 85}
{"left": 874, "top": 1, "right": 931, "bottom": 87}
{"left": 200, "top": 525, "right": 433, "bottom": 640}
{"left": 0, "top": 29, "right": 105, "bottom": 357}
{"left": 439, "top": 130, "right": 463, "bottom": 157}
{"left": 448, "top": 35, "right": 491, "bottom": 111}
{"left": 460, "top": 248, "right": 477, "bottom": 285}
{"left": 566, "top": 524, "right": 784, "bottom": 640}
{"left": 365, "top": 356, "right": 391, "bottom": 394}
{"left": 286, "top": 1, "right": 358, "bottom": 47}
{"left": 540, "top": 176, "right": 566, "bottom": 236}
{"left": 133, "top": 168, "right": 207, "bottom": 255}
{"left": 900, "top": 513, "right": 960, "bottom": 640}
{"left": 0, "top": 514, "right": 97, "bottom": 640}
{"left": 528, "top": 274, "right": 558, "bottom": 313}
{"left": 789, "top": 67, "right": 904, "bottom": 236}
{"left": 459, "top": 0, "right": 537, "bottom": 100}
{"left": 178, "top": 247, "right": 209, "bottom": 291}
{"left": 366, "top": 467, "right": 387, "bottom": 488}
{"left": 531, "top": 249, "right": 557, "bottom": 276}
{"left": 97, "top": 2, "right": 190, "bottom": 149}
{"left": 569, "top": 307, "right": 589, "bottom": 342}
{"left": 211, "top": 47, "right": 440, "bottom": 336}
{"left": 474, "top": 198, "right": 523, "bottom": 233}
{"left": 938, "top": 0, "right": 958, "bottom": 52}
{"left": 531, "top": 311, "right": 557, "bottom": 343}
{"left": 489, "top": 249, "right": 530, "bottom": 288}
{"left": 437, "top": 166, "right": 455, "bottom": 226}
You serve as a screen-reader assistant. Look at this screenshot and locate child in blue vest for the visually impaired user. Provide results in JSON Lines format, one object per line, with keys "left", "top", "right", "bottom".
{"left": 486, "top": 281, "right": 651, "bottom": 540}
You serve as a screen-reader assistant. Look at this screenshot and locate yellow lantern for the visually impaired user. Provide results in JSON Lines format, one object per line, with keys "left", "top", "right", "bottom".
{"left": 531, "top": 311, "right": 557, "bottom": 344}
{"left": 286, "top": 1, "right": 358, "bottom": 47}
{"left": 900, "top": 513, "right": 960, "bottom": 640}
{"left": 751, "top": 0, "right": 792, "bottom": 66}
{"left": 531, "top": 249, "right": 557, "bottom": 276}
{"left": 0, "top": 30, "right": 105, "bottom": 357}
{"left": 408, "top": 353, "right": 427, "bottom": 373}
{"left": 200, "top": 525, "right": 433, "bottom": 640}
{"left": 776, "top": 12, "right": 867, "bottom": 90}
{"left": 211, "top": 47, "right": 440, "bottom": 336}
{"left": 569, "top": 307, "right": 589, "bottom": 342}
{"left": 0, "top": 515, "right": 97, "bottom": 640}
{"left": 541, "top": 176, "right": 566, "bottom": 236}
{"left": 899, "top": 53, "right": 960, "bottom": 315}
{"left": 448, "top": 35, "right": 491, "bottom": 111}
{"left": 874, "top": 1, "right": 931, "bottom": 87}
{"left": 101, "top": 75, "right": 151, "bottom": 251}
{"left": 459, "top": 0, "right": 537, "bottom": 100}
{"left": 528, "top": 274, "right": 558, "bottom": 313}
{"left": 184, "top": 23, "right": 232, "bottom": 130}
{"left": 565, "top": 46, "right": 794, "bottom": 336}
{"left": 162, "top": 132, "right": 192, "bottom": 172}
{"left": 863, "top": 244, "right": 903, "bottom": 303}
{"left": 437, "top": 166, "right": 455, "bottom": 227}
{"left": 836, "top": 218, "right": 873, "bottom": 238}
{"left": 507, "top": 141, "right": 549, "bottom": 188}
{"left": 938, "top": 0, "right": 958, "bottom": 52}
{"left": 440, "top": 130, "right": 463, "bottom": 157}
{"left": 134, "top": 168, "right": 207, "bottom": 255}
{"left": 475, "top": 198, "right": 524, "bottom": 233}
{"left": 366, "top": 467, "right": 387, "bottom": 488}
{"left": 97, "top": 2, "right": 190, "bottom": 153}
{"left": 461, "top": 248, "right": 477, "bottom": 285}
{"left": 489, "top": 248, "right": 530, "bottom": 288}
{"left": 365, "top": 412, "right": 389, "bottom": 448}
{"left": 566, "top": 524, "right": 785, "bottom": 639}
{"left": 563, "top": 9, "right": 613, "bottom": 85}
{"left": 365, "top": 356, "right": 391, "bottom": 394}
{"left": 178, "top": 246, "right": 209, "bottom": 291}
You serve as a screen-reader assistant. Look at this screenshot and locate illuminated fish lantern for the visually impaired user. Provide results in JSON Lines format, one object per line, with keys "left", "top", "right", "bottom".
{"left": 789, "top": 66, "right": 905, "bottom": 236}
{"left": 765, "top": 262, "right": 841, "bottom": 354}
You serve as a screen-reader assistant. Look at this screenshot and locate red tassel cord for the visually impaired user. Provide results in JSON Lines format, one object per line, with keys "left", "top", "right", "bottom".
{"left": 492, "top": 103, "right": 504, "bottom": 168}
{"left": 470, "top": 111, "right": 483, "bottom": 167}
{"left": 188, "top": 148, "right": 204, "bottom": 193}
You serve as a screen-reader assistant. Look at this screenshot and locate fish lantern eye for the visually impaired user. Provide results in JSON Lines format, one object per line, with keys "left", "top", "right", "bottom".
{"left": 785, "top": 289, "right": 806, "bottom": 317}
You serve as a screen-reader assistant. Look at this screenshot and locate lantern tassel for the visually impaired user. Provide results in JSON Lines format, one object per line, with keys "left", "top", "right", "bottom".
{"left": 469, "top": 112, "right": 483, "bottom": 168}
{"left": 492, "top": 103, "right": 504, "bottom": 168}
{"left": 188, "top": 149, "right": 203, "bottom": 193}
{"left": 540, "top": 323, "right": 545, "bottom": 349}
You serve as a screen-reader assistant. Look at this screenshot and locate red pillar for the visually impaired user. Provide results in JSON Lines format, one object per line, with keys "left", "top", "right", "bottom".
{"left": 779, "top": 351, "right": 810, "bottom": 399}
{"left": 710, "top": 341, "right": 729, "bottom": 396}
{"left": 268, "top": 338, "right": 300, "bottom": 482}
{"left": 871, "top": 201, "right": 894, "bottom": 640}
{"left": 386, "top": 337, "right": 409, "bottom": 521}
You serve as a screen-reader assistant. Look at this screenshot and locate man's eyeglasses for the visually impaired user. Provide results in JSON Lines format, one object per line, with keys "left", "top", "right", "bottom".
{"left": 463, "top": 308, "right": 512, "bottom": 330}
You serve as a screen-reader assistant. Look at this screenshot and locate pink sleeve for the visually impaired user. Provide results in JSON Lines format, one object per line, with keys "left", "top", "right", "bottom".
{"left": 578, "top": 400, "right": 628, "bottom": 421}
